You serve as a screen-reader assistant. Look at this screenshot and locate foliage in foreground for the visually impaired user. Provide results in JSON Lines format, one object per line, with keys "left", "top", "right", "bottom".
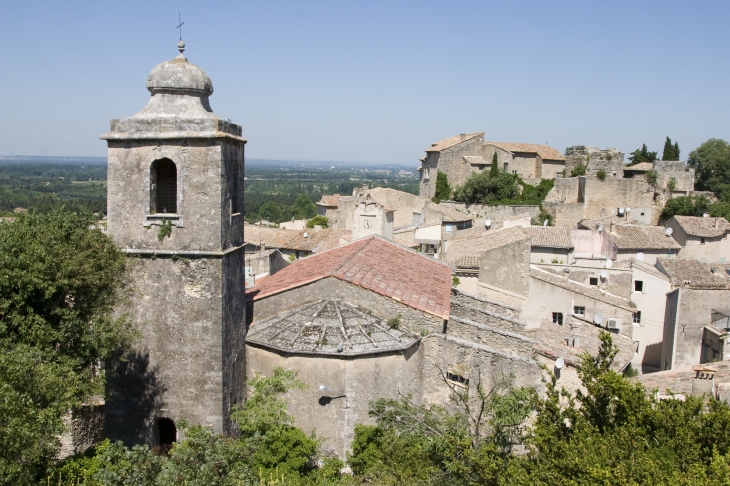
{"left": 346, "top": 332, "right": 730, "bottom": 485}
{"left": 452, "top": 169, "right": 554, "bottom": 207}
{"left": 660, "top": 195, "right": 730, "bottom": 221}
{"left": 0, "top": 209, "right": 130, "bottom": 485}
{"left": 688, "top": 138, "right": 730, "bottom": 202}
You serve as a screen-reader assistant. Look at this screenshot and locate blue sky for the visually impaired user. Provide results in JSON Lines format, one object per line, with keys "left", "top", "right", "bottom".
{"left": 0, "top": 1, "right": 728, "bottom": 165}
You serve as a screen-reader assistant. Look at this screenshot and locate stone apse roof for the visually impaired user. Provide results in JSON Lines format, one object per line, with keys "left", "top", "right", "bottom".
{"left": 246, "top": 299, "right": 421, "bottom": 356}
{"left": 247, "top": 236, "right": 453, "bottom": 319}
{"left": 425, "top": 132, "right": 483, "bottom": 153}
{"left": 609, "top": 225, "right": 681, "bottom": 250}
{"left": 527, "top": 226, "right": 574, "bottom": 249}
{"left": 670, "top": 215, "right": 730, "bottom": 238}
{"left": 657, "top": 258, "right": 730, "bottom": 290}
{"left": 486, "top": 142, "right": 566, "bottom": 161}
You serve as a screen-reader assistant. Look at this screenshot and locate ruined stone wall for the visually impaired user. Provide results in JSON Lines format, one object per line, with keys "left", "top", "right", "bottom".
{"left": 654, "top": 161, "right": 694, "bottom": 192}
{"left": 542, "top": 201, "right": 585, "bottom": 228}
{"left": 437, "top": 202, "right": 539, "bottom": 230}
{"left": 450, "top": 289, "right": 522, "bottom": 320}
{"left": 565, "top": 146, "right": 625, "bottom": 176}
{"left": 107, "top": 139, "right": 244, "bottom": 252}
{"left": 545, "top": 177, "right": 581, "bottom": 203}
{"left": 479, "top": 238, "right": 531, "bottom": 297}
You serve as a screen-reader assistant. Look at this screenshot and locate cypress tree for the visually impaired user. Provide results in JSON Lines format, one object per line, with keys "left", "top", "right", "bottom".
{"left": 489, "top": 152, "right": 499, "bottom": 177}
{"left": 674, "top": 141, "right": 680, "bottom": 160}
{"left": 662, "top": 137, "right": 680, "bottom": 161}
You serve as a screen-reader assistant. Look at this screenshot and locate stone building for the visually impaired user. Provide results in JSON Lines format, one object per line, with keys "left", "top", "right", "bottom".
{"left": 483, "top": 142, "right": 566, "bottom": 180}
{"left": 608, "top": 224, "right": 681, "bottom": 265}
{"left": 658, "top": 258, "right": 730, "bottom": 370}
{"left": 245, "top": 236, "right": 541, "bottom": 457}
{"left": 418, "top": 133, "right": 564, "bottom": 198}
{"left": 526, "top": 226, "right": 575, "bottom": 264}
{"left": 101, "top": 42, "right": 246, "bottom": 446}
{"left": 564, "top": 146, "right": 625, "bottom": 177}
{"left": 666, "top": 215, "right": 730, "bottom": 262}
{"left": 315, "top": 194, "right": 342, "bottom": 226}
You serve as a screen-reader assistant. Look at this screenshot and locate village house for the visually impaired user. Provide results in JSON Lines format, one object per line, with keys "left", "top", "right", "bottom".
{"left": 243, "top": 223, "right": 352, "bottom": 260}
{"left": 607, "top": 224, "right": 682, "bottom": 265}
{"left": 315, "top": 194, "right": 342, "bottom": 226}
{"left": 658, "top": 258, "right": 730, "bottom": 370}
{"left": 527, "top": 226, "right": 575, "bottom": 264}
{"left": 483, "top": 142, "right": 566, "bottom": 181}
{"left": 245, "top": 236, "right": 542, "bottom": 457}
{"left": 666, "top": 215, "right": 730, "bottom": 262}
{"left": 635, "top": 361, "right": 730, "bottom": 402}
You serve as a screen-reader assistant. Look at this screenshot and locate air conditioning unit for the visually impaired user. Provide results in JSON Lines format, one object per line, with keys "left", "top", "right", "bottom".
{"left": 607, "top": 318, "right": 622, "bottom": 331}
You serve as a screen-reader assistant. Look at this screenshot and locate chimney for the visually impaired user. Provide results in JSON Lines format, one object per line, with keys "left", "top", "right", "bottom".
{"left": 716, "top": 218, "right": 719, "bottom": 229}
{"left": 610, "top": 221, "right": 615, "bottom": 233}
{"left": 571, "top": 334, "right": 582, "bottom": 348}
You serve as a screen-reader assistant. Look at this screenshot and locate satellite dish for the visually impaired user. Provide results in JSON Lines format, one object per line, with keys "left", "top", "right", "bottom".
{"left": 605, "top": 258, "right": 613, "bottom": 269}
{"left": 319, "top": 385, "right": 331, "bottom": 392}
{"left": 597, "top": 224, "right": 604, "bottom": 232}
{"left": 636, "top": 252, "right": 644, "bottom": 261}
{"left": 703, "top": 213, "right": 710, "bottom": 218}
{"left": 543, "top": 219, "right": 548, "bottom": 226}
{"left": 485, "top": 219, "right": 492, "bottom": 229}
{"left": 555, "top": 358, "right": 565, "bottom": 370}
{"left": 626, "top": 208, "right": 631, "bottom": 212}
{"left": 303, "top": 232, "right": 308, "bottom": 238}
{"left": 600, "top": 270, "right": 608, "bottom": 280}
{"left": 665, "top": 227, "right": 674, "bottom": 236}
{"left": 618, "top": 207, "right": 625, "bottom": 215}
{"left": 337, "top": 343, "right": 344, "bottom": 353}
{"left": 594, "top": 312, "right": 605, "bottom": 325}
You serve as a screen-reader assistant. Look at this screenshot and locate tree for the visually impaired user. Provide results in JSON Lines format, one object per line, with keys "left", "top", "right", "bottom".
{"left": 306, "top": 215, "right": 329, "bottom": 228}
{"left": 660, "top": 195, "right": 712, "bottom": 220}
{"left": 0, "top": 209, "right": 130, "bottom": 484}
{"left": 662, "top": 136, "right": 681, "bottom": 161}
{"left": 688, "top": 138, "right": 730, "bottom": 201}
{"left": 596, "top": 169, "right": 606, "bottom": 181}
{"left": 289, "top": 194, "right": 317, "bottom": 220}
{"left": 433, "top": 171, "right": 452, "bottom": 203}
{"left": 489, "top": 152, "right": 499, "bottom": 178}
{"left": 628, "top": 144, "right": 658, "bottom": 165}
{"left": 453, "top": 171, "right": 519, "bottom": 205}
{"left": 570, "top": 163, "right": 586, "bottom": 177}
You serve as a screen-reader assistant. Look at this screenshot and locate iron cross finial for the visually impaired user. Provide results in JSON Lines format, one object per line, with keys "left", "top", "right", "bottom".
{"left": 177, "top": 14, "right": 184, "bottom": 41}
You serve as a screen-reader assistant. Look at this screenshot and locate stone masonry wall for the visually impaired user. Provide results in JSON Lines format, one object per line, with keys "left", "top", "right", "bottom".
{"left": 420, "top": 134, "right": 484, "bottom": 199}
{"left": 479, "top": 238, "right": 531, "bottom": 297}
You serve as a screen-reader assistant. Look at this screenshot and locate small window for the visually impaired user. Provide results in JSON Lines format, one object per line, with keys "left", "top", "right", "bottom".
{"left": 701, "top": 237, "right": 706, "bottom": 245}
{"left": 512, "top": 170, "right": 518, "bottom": 174}
{"left": 150, "top": 158, "right": 177, "bottom": 214}
{"left": 552, "top": 312, "right": 563, "bottom": 325}
{"left": 634, "top": 280, "right": 644, "bottom": 292}
{"left": 573, "top": 306, "right": 585, "bottom": 316}
{"left": 446, "top": 364, "right": 469, "bottom": 388}
{"left": 503, "top": 163, "right": 509, "bottom": 170}
{"left": 633, "top": 311, "right": 642, "bottom": 324}
{"left": 589, "top": 277, "right": 598, "bottom": 286}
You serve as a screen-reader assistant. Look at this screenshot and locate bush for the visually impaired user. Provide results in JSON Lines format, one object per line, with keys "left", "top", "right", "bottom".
{"left": 306, "top": 215, "right": 329, "bottom": 228}
{"left": 387, "top": 315, "right": 401, "bottom": 330}
{"left": 433, "top": 171, "right": 451, "bottom": 203}
{"left": 452, "top": 276, "right": 461, "bottom": 287}
{"left": 667, "top": 177, "right": 677, "bottom": 191}
{"left": 570, "top": 163, "right": 586, "bottom": 177}
{"left": 596, "top": 169, "right": 607, "bottom": 181}
{"left": 645, "top": 169, "right": 658, "bottom": 186}
{"left": 661, "top": 195, "right": 712, "bottom": 220}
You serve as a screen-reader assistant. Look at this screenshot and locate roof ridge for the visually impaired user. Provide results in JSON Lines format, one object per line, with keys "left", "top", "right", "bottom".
{"left": 530, "top": 265, "right": 630, "bottom": 302}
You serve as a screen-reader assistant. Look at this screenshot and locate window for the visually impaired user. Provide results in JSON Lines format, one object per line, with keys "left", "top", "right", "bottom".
{"left": 150, "top": 158, "right": 177, "bottom": 214}
{"left": 634, "top": 280, "right": 644, "bottom": 292}
{"left": 573, "top": 306, "right": 585, "bottom": 316}
{"left": 589, "top": 277, "right": 598, "bottom": 286}
{"left": 552, "top": 312, "right": 563, "bottom": 325}
{"left": 701, "top": 237, "right": 706, "bottom": 245}
{"left": 633, "top": 311, "right": 642, "bottom": 324}
{"left": 512, "top": 170, "right": 518, "bottom": 174}
{"left": 503, "top": 163, "right": 509, "bottom": 170}
{"left": 421, "top": 243, "right": 438, "bottom": 255}
{"left": 446, "top": 364, "right": 469, "bottom": 387}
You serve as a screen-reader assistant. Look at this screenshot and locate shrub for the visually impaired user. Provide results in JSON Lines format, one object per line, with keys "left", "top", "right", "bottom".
{"left": 570, "top": 163, "right": 586, "bottom": 177}
{"left": 452, "top": 276, "right": 461, "bottom": 287}
{"left": 387, "top": 315, "right": 401, "bottom": 330}
{"left": 645, "top": 169, "right": 658, "bottom": 186}
{"left": 306, "top": 215, "right": 329, "bottom": 228}
{"left": 596, "top": 169, "right": 607, "bottom": 181}
{"left": 667, "top": 177, "right": 676, "bottom": 191}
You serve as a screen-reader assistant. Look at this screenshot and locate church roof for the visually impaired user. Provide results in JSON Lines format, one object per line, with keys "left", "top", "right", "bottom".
{"left": 247, "top": 236, "right": 452, "bottom": 319}
{"left": 246, "top": 299, "right": 421, "bottom": 356}
{"left": 486, "top": 142, "right": 565, "bottom": 161}
{"left": 425, "top": 133, "right": 483, "bottom": 153}
{"left": 146, "top": 42, "right": 213, "bottom": 96}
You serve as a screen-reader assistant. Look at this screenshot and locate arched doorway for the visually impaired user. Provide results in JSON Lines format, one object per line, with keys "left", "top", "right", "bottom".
{"left": 157, "top": 417, "right": 176, "bottom": 454}
{"left": 150, "top": 158, "right": 177, "bottom": 214}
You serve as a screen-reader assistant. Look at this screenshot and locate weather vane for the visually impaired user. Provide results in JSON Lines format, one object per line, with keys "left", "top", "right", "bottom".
{"left": 177, "top": 13, "right": 184, "bottom": 40}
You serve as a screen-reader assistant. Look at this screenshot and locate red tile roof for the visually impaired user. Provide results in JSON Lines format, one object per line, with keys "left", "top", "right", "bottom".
{"left": 247, "top": 236, "right": 452, "bottom": 319}
{"left": 316, "top": 194, "right": 342, "bottom": 207}
{"left": 487, "top": 142, "right": 566, "bottom": 161}
{"left": 426, "top": 132, "right": 483, "bottom": 153}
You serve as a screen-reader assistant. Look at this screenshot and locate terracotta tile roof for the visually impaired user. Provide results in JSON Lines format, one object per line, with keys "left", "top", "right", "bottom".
{"left": 671, "top": 215, "right": 730, "bottom": 238}
{"left": 316, "top": 194, "right": 342, "bottom": 207}
{"left": 635, "top": 360, "right": 730, "bottom": 397}
{"left": 624, "top": 162, "right": 654, "bottom": 171}
{"left": 427, "top": 201, "right": 472, "bottom": 222}
{"left": 609, "top": 225, "right": 681, "bottom": 250}
{"left": 535, "top": 316, "right": 636, "bottom": 371}
{"left": 487, "top": 142, "right": 566, "bottom": 161}
{"left": 243, "top": 225, "right": 296, "bottom": 248}
{"left": 282, "top": 228, "right": 348, "bottom": 252}
{"left": 530, "top": 266, "right": 634, "bottom": 311}
{"left": 447, "top": 227, "right": 529, "bottom": 264}
{"left": 394, "top": 237, "right": 419, "bottom": 248}
{"left": 247, "top": 236, "right": 452, "bottom": 319}
{"left": 657, "top": 258, "right": 730, "bottom": 289}
{"left": 454, "top": 255, "right": 480, "bottom": 269}
{"left": 426, "top": 132, "right": 483, "bottom": 153}
{"left": 578, "top": 215, "right": 622, "bottom": 230}
{"left": 527, "top": 226, "right": 574, "bottom": 249}
{"left": 463, "top": 155, "right": 487, "bottom": 165}
{"left": 620, "top": 258, "right": 670, "bottom": 281}
{"left": 311, "top": 230, "right": 352, "bottom": 253}
{"left": 243, "top": 225, "right": 352, "bottom": 253}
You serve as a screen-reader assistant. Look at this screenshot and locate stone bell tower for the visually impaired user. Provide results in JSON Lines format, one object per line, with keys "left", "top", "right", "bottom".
{"left": 101, "top": 41, "right": 246, "bottom": 447}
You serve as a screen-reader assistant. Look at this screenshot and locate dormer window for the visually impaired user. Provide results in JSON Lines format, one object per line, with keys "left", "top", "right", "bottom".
{"left": 150, "top": 158, "right": 177, "bottom": 214}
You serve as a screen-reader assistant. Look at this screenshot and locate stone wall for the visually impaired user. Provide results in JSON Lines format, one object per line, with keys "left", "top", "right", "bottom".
{"left": 437, "top": 202, "right": 540, "bottom": 229}
{"left": 479, "top": 238, "right": 531, "bottom": 297}
{"left": 564, "top": 146, "right": 625, "bottom": 176}
{"left": 450, "top": 289, "right": 522, "bottom": 320}
{"left": 654, "top": 161, "right": 694, "bottom": 192}
{"left": 420, "top": 134, "right": 484, "bottom": 199}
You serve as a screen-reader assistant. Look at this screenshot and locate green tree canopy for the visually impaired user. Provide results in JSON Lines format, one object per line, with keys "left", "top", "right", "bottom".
{"left": 453, "top": 170, "right": 520, "bottom": 205}
{"left": 306, "top": 215, "right": 329, "bottom": 228}
{"left": 628, "top": 143, "right": 658, "bottom": 165}
{"left": 489, "top": 152, "right": 499, "bottom": 177}
{"left": 0, "top": 209, "right": 130, "bottom": 484}
{"left": 688, "top": 138, "right": 730, "bottom": 201}
{"left": 433, "top": 171, "right": 451, "bottom": 203}
{"left": 289, "top": 194, "right": 317, "bottom": 220}
{"left": 662, "top": 136, "right": 681, "bottom": 161}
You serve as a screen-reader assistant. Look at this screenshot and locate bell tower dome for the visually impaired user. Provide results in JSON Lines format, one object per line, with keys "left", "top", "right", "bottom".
{"left": 101, "top": 42, "right": 246, "bottom": 447}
